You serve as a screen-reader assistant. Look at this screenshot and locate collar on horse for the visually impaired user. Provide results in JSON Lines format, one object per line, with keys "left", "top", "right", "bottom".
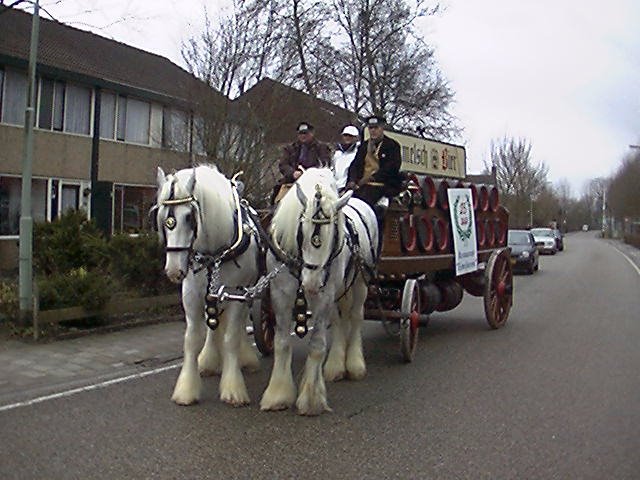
{"left": 191, "top": 172, "right": 255, "bottom": 273}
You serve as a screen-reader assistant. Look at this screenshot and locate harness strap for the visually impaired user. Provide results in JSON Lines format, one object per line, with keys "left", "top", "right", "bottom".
{"left": 192, "top": 203, "right": 255, "bottom": 273}
{"left": 344, "top": 203, "right": 378, "bottom": 268}
{"left": 244, "top": 207, "right": 301, "bottom": 274}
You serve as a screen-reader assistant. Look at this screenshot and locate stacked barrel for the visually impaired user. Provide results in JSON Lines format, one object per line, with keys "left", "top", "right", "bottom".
{"left": 384, "top": 174, "right": 509, "bottom": 257}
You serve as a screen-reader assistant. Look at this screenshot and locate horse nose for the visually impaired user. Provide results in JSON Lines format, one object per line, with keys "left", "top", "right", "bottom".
{"left": 166, "top": 268, "right": 186, "bottom": 284}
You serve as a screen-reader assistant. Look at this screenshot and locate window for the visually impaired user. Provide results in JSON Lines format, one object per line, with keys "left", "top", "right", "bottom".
{"left": 1, "top": 69, "right": 27, "bottom": 125}
{"left": 100, "top": 91, "right": 116, "bottom": 139}
{"left": 38, "top": 78, "right": 65, "bottom": 131}
{"left": 162, "top": 107, "right": 189, "bottom": 152}
{"left": 53, "top": 82, "right": 65, "bottom": 131}
{"left": 113, "top": 185, "right": 156, "bottom": 233}
{"left": 64, "top": 84, "right": 91, "bottom": 134}
{"left": 116, "top": 95, "right": 126, "bottom": 141}
{"left": 38, "top": 79, "right": 54, "bottom": 129}
{"left": 0, "top": 176, "right": 47, "bottom": 236}
{"left": 60, "top": 184, "right": 80, "bottom": 213}
{"left": 37, "top": 79, "right": 91, "bottom": 134}
{"left": 124, "top": 98, "right": 150, "bottom": 144}
{"left": 104, "top": 94, "right": 150, "bottom": 144}
{"left": 192, "top": 115, "right": 206, "bottom": 155}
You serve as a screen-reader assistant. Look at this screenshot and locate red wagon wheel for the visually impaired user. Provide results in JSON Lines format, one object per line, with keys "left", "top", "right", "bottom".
{"left": 250, "top": 286, "right": 275, "bottom": 356}
{"left": 400, "top": 279, "right": 421, "bottom": 362}
{"left": 483, "top": 248, "right": 513, "bottom": 329}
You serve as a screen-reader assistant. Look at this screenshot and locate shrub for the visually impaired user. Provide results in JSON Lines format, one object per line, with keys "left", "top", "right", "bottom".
{"left": 0, "top": 279, "right": 18, "bottom": 322}
{"left": 33, "top": 209, "right": 110, "bottom": 275}
{"left": 108, "top": 233, "right": 173, "bottom": 295}
{"left": 37, "top": 268, "right": 113, "bottom": 311}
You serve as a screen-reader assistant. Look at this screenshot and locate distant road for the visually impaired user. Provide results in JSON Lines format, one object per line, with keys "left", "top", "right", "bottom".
{"left": 1, "top": 232, "right": 638, "bottom": 479}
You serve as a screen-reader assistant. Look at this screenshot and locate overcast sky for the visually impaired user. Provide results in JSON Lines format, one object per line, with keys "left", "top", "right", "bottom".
{"left": 29, "top": 0, "right": 640, "bottom": 196}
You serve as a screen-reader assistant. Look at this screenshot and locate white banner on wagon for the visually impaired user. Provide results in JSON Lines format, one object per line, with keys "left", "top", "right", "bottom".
{"left": 447, "top": 188, "right": 478, "bottom": 276}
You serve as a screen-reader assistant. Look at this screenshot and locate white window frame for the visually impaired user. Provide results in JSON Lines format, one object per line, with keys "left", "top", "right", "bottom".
{"left": 34, "top": 78, "right": 94, "bottom": 137}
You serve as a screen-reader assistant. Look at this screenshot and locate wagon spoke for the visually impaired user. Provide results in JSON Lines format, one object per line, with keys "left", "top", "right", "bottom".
{"left": 484, "top": 249, "right": 513, "bottom": 329}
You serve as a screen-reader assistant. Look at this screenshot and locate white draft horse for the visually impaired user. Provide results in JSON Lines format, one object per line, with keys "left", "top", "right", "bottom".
{"left": 260, "top": 168, "right": 378, "bottom": 415}
{"left": 153, "top": 165, "right": 260, "bottom": 406}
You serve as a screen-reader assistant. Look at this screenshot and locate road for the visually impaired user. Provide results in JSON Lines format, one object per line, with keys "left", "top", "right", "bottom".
{"left": 1, "top": 232, "right": 638, "bottom": 479}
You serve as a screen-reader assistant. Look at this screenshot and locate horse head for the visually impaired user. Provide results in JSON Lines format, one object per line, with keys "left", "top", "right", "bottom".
{"left": 152, "top": 166, "right": 201, "bottom": 283}
{"left": 295, "top": 169, "right": 352, "bottom": 295}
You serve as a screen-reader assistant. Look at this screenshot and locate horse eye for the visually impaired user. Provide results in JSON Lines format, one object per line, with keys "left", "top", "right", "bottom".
{"left": 185, "top": 213, "right": 192, "bottom": 225}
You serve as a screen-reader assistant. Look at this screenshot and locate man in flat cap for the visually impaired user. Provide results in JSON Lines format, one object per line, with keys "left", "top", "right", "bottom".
{"left": 346, "top": 115, "right": 403, "bottom": 206}
{"left": 272, "top": 122, "right": 331, "bottom": 203}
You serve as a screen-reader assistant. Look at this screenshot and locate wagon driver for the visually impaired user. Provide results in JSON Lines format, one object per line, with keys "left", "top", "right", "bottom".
{"left": 346, "top": 115, "right": 403, "bottom": 206}
{"left": 271, "top": 121, "right": 331, "bottom": 204}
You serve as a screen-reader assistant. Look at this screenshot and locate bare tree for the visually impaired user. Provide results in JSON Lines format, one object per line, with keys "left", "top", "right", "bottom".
{"left": 581, "top": 177, "right": 608, "bottom": 229}
{"left": 183, "top": 0, "right": 459, "bottom": 139}
{"left": 330, "top": 0, "right": 459, "bottom": 138}
{"left": 487, "top": 136, "right": 548, "bottom": 227}
{"left": 607, "top": 151, "right": 640, "bottom": 224}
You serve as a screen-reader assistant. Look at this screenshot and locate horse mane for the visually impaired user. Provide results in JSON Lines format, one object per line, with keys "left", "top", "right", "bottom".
{"left": 271, "top": 167, "right": 341, "bottom": 255}
{"left": 159, "top": 163, "right": 232, "bottom": 205}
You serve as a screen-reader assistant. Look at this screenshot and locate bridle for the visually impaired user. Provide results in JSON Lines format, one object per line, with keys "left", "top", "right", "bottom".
{"left": 295, "top": 184, "right": 344, "bottom": 285}
{"left": 150, "top": 176, "right": 201, "bottom": 253}
{"left": 150, "top": 172, "right": 247, "bottom": 263}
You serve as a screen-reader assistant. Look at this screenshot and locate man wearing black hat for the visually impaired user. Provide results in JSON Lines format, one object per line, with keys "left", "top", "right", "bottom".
{"left": 271, "top": 122, "right": 331, "bottom": 203}
{"left": 346, "top": 115, "right": 403, "bottom": 206}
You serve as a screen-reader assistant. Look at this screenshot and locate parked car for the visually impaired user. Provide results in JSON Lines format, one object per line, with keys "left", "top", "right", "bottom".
{"left": 508, "top": 229, "right": 539, "bottom": 274}
{"left": 530, "top": 227, "right": 558, "bottom": 255}
{"left": 551, "top": 228, "right": 564, "bottom": 251}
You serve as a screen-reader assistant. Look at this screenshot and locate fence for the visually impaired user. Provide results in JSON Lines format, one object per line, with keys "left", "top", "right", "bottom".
{"left": 33, "top": 293, "right": 181, "bottom": 340}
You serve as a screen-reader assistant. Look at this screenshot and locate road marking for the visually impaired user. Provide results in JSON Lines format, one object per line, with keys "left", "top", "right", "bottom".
{"left": 611, "top": 245, "right": 640, "bottom": 277}
{"left": 0, "top": 363, "right": 182, "bottom": 413}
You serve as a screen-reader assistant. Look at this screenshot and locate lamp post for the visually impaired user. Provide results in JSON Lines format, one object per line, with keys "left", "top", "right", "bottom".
{"left": 601, "top": 190, "right": 606, "bottom": 238}
{"left": 18, "top": 0, "right": 40, "bottom": 323}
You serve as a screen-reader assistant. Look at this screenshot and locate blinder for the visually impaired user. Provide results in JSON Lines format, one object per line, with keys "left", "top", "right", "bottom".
{"left": 151, "top": 175, "right": 201, "bottom": 252}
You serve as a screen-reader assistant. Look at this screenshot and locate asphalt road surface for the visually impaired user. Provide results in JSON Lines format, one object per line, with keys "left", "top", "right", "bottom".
{"left": 1, "top": 232, "right": 638, "bottom": 479}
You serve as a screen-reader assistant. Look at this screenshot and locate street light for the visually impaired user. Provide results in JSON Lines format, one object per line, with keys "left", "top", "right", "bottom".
{"left": 19, "top": 0, "right": 40, "bottom": 323}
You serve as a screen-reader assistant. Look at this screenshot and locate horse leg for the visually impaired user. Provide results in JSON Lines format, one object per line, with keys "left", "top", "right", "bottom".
{"left": 239, "top": 314, "right": 260, "bottom": 373}
{"left": 260, "top": 277, "right": 297, "bottom": 411}
{"left": 345, "top": 277, "right": 367, "bottom": 380}
{"left": 218, "top": 303, "right": 251, "bottom": 406}
{"left": 296, "top": 295, "right": 332, "bottom": 416}
{"left": 324, "top": 302, "right": 348, "bottom": 382}
{"left": 198, "top": 328, "right": 222, "bottom": 377}
{"left": 172, "top": 276, "right": 206, "bottom": 405}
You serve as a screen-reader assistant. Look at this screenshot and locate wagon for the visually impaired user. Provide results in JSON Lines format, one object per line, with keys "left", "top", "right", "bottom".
{"left": 251, "top": 132, "right": 513, "bottom": 362}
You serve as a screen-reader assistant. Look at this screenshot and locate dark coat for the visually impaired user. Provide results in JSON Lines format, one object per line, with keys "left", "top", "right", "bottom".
{"left": 277, "top": 139, "right": 331, "bottom": 185}
{"left": 347, "top": 135, "right": 404, "bottom": 199}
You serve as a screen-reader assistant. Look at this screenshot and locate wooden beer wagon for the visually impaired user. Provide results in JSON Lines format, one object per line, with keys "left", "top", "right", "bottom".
{"left": 251, "top": 132, "right": 513, "bottom": 362}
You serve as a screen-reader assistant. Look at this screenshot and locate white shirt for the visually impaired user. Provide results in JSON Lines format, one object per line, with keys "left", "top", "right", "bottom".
{"left": 332, "top": 142, "right": 359, "bottom": 189}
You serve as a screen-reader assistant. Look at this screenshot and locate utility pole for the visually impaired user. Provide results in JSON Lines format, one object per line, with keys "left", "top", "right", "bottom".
{"left": 18, "top": 0, "right": 40, "bottom": 323}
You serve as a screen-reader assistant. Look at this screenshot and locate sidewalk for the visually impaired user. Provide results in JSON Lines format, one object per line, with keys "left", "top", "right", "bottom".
{"left": 605, "top": 237, "right": 640, "bottom": 271}
{"left": 0, "top": 320, "right": 185, "bottom": 406}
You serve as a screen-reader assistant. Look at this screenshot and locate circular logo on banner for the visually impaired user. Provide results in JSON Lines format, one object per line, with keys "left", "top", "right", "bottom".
{"left": 453, "top": 194, "right": 473, "bottom": 241}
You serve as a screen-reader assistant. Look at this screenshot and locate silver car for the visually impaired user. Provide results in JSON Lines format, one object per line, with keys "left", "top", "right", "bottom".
{"left": 530, "top": 228, "right": 557, "bottom": 255}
